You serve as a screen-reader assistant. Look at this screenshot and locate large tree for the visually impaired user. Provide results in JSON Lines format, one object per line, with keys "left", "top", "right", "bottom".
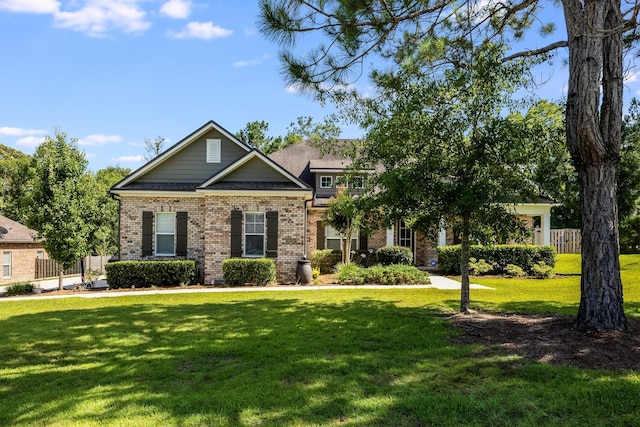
{"left": 90, "top": 166, "right": 130, "bottom": 256}
{"left": 352, "top": 44, "right": 544, "bottom": 311}
{"left": 23, "top": 130, "right": 97, "bottom": 290}
{"left": 259, "top": 0, "right": 639, "bottom": 330}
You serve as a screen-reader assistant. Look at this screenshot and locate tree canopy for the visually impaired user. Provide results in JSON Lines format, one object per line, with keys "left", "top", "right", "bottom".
{"left": 23, "top": 130, "right": 96, "bottom": 287}
{"left": 259, "top": 0, "right": 638, "bottom": 330}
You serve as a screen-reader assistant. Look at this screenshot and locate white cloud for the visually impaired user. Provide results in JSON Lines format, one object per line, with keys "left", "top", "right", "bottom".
{"left": 0, "top": 126, "right": 46, "bottom": 137}
{"left": 233, "top": 54, "right": 269, "bottom": 68}
{"left": 160, "top": 0, "right": 190, "bottom": 19}
{"left": 114, "top": 155, "right": 144, "bottom": 162}
{"left": 78, "top": 134, "right": 122, "bottom": 146}
{"left": 53, "top": 0, "right": 151, "bottom": 36}
{"left": 170, "top": 21, "right": 232, "bottom": 40}
{"left": 0, "top": 0, "right": 59, "bottom": 14}
{"left": 16, "top": 136, "right": 45, "bottom": 148}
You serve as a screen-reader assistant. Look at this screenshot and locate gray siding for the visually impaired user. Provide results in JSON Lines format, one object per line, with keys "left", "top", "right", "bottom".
{"left": 315, "top": 172, "right": 366, "bottom": 197}
{"left": 137, "top": 130, "right": 248, "bottom": 183}
{"left": 225, "top": 157, "right": 287, "bottom": 182}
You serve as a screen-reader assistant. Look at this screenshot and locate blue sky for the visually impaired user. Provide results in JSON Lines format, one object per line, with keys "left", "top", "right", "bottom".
{"left": 0, "top": 0, "right": 637, "bottom": 172}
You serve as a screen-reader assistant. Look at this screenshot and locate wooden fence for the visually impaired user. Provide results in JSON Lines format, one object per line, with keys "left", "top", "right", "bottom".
{"left": 550, "top": 229, "right": 581, "bottom": 254}
{"left": 35, "top": 256, "right": 112, "bottom": 279}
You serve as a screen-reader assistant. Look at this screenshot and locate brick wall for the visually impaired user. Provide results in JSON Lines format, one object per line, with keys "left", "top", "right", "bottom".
{"left": 0, "top": 243, "right": 46, "bottom": 285}
{"left": 119, "top": 194, "right": 307, "bottom": 284}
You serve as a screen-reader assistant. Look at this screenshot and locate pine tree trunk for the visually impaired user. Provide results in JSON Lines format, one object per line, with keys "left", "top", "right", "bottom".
{"left": 460, "top": 216, "right": 471, "bottom": 313}
{"left": 562, "top": 0, "right": 628, "bottom": 330}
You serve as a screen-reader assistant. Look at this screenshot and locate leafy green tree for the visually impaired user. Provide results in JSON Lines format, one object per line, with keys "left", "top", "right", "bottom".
{"left": 237, "top": 116, "right": 342, "bottom": 154}
{"left": 0, "top": 145, "right": 32, "bottom": 221}
{"left": 236, "top": 120, "right": 285, "bottom": 154}
{"left": 323, "top": 190, "right": 362, "bottom": 264}
{"left": 351, "top": 45, "right": 542, "bottom": 312}
{"left": 259, "top": 0, "right": 637, "bottom": 330}
{"left": 89, "top": 166, "right": 130, "bottom": 256}
{"left": 23, "top": 130, "right": 97, "bottom": 289}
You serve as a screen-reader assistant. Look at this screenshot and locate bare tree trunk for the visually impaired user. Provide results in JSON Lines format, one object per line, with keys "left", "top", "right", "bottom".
{"left": 58, "top": 269, "right": 63, "bottom": 291}
{"left": 562, "top": 0, "right": 628, "bottom": 330}
{"left": 460, "top": 216, "right": 471, "bottom": 313}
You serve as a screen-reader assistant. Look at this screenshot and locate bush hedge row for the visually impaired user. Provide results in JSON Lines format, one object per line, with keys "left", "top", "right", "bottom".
{"left": 436, "top": 245, "right": 556, "bottom": 275}
{"left": 105, "top": 260, "right": 197, "bottom": 289}
{"left": 222, "top": 258, "right": 276, "bottom": 286}
{"left": 311, "top": 245, "right": 414, "bottom": 273}
{"left": 335, "top": 263, "right": 430, "bottom": 285}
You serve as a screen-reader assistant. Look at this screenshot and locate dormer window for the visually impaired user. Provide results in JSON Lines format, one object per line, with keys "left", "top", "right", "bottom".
{"left": 320, "top": 176, "right": 333, "bottom": 188}
{"left": 206, "top": 139, "right": 221, "bottom": 163}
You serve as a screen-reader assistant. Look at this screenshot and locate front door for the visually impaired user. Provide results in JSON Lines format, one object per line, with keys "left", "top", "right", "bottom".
{"left": 398, "top": 220, "right": 414, "bottom": 253}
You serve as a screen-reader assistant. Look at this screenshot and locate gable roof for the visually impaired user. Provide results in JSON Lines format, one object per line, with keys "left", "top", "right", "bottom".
{"left": 0, "top": 215, "right": 41, "bottom": 244}
{"left": 111, "top": 121, "right": 311, "bottom": 195}
{"left": 199, "top": 150, "right": 309, "bottom": 190}
{"left": 112, "top": 120, "right": 251, "bottom": 190}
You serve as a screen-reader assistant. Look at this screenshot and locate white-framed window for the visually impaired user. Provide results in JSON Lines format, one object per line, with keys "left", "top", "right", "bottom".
{"left": 244, "top": 212, "right": 265, "bottom": 257}
{"left": 156, "top": 212, "right": 176, "bottom": 255}
{"left": 206, "top": 138, "right": 221, "bottom": 163}
{"left": 326, "top": 226, "right": 358, "bottom": 250}
{"left": 36, "top": 250, "right": 45, "bottom": 259}
{"left": 350, "top": 176, "right": 365, "bottom": 189}
{"left": 2, "top": 251, "right": 11, "bottom": 278}
{"left": 398, "top": 220, "right": 413, "bottom": 249}
{"left": 320, "top": 176, "right": 333, "bottom": 188}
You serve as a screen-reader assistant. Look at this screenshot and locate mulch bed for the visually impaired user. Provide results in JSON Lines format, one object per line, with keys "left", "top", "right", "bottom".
{"left": 449, "top": 312, "right": 640, "bottom": 370}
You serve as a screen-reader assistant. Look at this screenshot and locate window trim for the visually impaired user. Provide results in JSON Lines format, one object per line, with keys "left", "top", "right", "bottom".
{"left": 36, "top": 250, "right": 45, "bottom": 259}
{"left": 350, "top": 175, "right": 365, "bottom": 189}
{"left": 155, "top": 212, "right": 176, "bottom": 256}
{"left": 325, "top": 225, "right": 358, "bottom": 250}
{"left": 2, "top": 251, "right": 11, "bottom": 278}
{"left": 244, "top": 212, "right": 266, "bottom": 257}
{"left": 320, "top": 175, "right": 333, "bottom": 189}
{"left": 206, "top": 138, "right": 221, "bottom": 163}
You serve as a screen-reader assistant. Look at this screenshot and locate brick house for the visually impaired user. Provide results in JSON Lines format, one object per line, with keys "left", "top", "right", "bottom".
{"left": 110, "top": 121, "right": 313, "bottom": 284}
{"left": 269, "top": 140, "right": 554, "bottom": 269}
{"left": 111, "top": 121, "right": 554, "bottom": 284}
{"left": 0, "top": 215, "right": 48, "bottom": 285}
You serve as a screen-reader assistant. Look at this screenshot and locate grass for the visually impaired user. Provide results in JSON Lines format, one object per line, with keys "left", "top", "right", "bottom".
{"left": 0, "top": 255, "right": 639, "bottom": 426}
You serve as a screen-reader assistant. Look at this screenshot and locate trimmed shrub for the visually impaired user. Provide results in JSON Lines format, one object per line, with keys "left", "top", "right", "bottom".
{"left": 532, "top": 261, "right": 554, "bottom": 279}
{"left": 335, "top": 263, "right": 429, "bottom": 286}
{"left": 335, "top": 263, "right": 365, "bottom": 285}
{"left": 505, "top": 264, "right": 526, "bottom": 277}
{"left": 222, "top": 258, "right": 276, "bottom": 286}
{"left": 105, "top": 260, "right": 197, "bottom": 289}
{"left": 437, "top": 245, "right": 556, "bottom": 275}
{"left": 311, "top": 249, "right": 342, "bottom": 274}
{"left": 469, "top": 258, "right": 493, "bottom": 275}
{"left": 5, "top": 282, "right": 34, "bottom": 296}
{"left": 376, "top": 246, "right": 413, "bottom": 266}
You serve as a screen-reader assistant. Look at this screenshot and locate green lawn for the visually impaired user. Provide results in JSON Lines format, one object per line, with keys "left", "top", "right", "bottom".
{"left": 0, "top": 255, "right": 639, "bottom": 426}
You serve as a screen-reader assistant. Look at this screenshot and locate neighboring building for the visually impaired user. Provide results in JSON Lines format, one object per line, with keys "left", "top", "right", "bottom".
{"left": 111, "top": 121, "right": 554, "bottom": 284}
{"left": 0, "top": 215, "right": 47, "bottom": 285}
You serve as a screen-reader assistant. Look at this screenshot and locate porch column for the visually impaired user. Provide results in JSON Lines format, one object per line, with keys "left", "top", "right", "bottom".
{"left": 386, "top": 227, "right": 394, "bottom": 246}
{"left": 438, "top": 228, "right": 447, "bottom": 247}
{"left": 543, "top": 213, "right": 551, "bottom": 246}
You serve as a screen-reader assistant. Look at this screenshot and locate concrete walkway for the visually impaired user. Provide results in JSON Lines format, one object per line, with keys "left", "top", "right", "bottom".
{"left": 0, "top": 275, "right": 493, "bottom": 301}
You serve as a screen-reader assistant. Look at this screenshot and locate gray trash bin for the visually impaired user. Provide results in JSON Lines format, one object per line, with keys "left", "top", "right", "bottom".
{"left": 296, "top": 258, "right": 312, "bottom": 284}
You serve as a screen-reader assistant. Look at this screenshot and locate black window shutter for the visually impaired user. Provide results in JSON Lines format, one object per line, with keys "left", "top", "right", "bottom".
{"left": 176, "top": 212, "right": 188, "bottom": 256}
{"left": 230, "top": 210, "right": 243, "bottom": 257}
{"left": 359, "top": 230, "right": 368, "bottom": 251}
{"left": 316, "top": 221, "right": 325, "bottom": 250}
{"left": 266, "top": 211, "right": 278, "bottom": 258}
{"left": 142, "top": 211, "right": 153, "bottom": 256}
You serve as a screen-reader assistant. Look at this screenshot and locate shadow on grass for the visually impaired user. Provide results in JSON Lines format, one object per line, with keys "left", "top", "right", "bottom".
{"left": 1, "top": 296, "right": 639, "bottom": 426}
